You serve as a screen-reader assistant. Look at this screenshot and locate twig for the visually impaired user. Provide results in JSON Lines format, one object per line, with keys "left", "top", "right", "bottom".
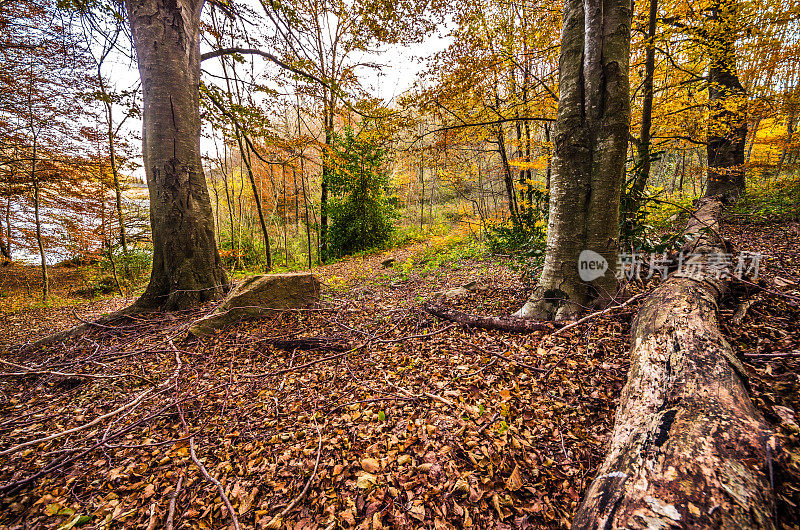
{"left": 0, "top": 349, "right": 183, "bottom": 458}
{"left": 263, "top": 419, "right": 323, "bottom": 529}
{"left": 468, "top": 342, "right": 545, "bottom": 373}
{"left": 165, "top": 475, "right": 183, "bottom": 530}
{"left": 456, "top": 358, "right": 498, "bottom": 379}
{"left": 546, "top": 292, "right": 648, "bottom": 339}
{"left": 732, "top": 298, "right": 758, "bottom": 326}
{"left": 376, "top": 324, "right": 458, "bottom": 344}
{"left": 72, "top": 309, "right": 117, "bottom": 330}
{"left": 240, "top": 351, "right": 346, "bottom": 378}
{"left": 423, "top": 301, "right": 554, "bottom": 333}
{"left": 543, "top": 345, "right": 577, "bottom": 379}
{"left": 743, "top": 351, "right": 800, "bottom": 358}
{"left": 477, "top": 413, "right": 499, "bottom": 434}
{"left": 0, "top": 358, "right": 123, "bottom": 379}
{"left": 189, "top": 437, "right": 241, "bottom": 530}
{"left": 241, "top": 340, "right": 369, "bottom": 378}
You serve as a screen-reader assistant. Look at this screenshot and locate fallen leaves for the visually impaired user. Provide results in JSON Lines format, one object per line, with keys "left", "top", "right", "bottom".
{"left": 0, "top": 218, "right": 797, "bottom": 528}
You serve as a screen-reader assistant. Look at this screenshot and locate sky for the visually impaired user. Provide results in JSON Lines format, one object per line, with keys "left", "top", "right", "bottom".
{"left": 101, "top": 21, "right": 452, "bottom": 183}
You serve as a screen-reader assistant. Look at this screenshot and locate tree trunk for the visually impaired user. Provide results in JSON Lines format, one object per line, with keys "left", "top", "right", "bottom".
{"left": 126, "top": 0, "right": 228, "bottom": 310}
{"left": 32, "top": 177, "right": 48, "bottom": 301}
{"left": 572, "top": 198, "right": 774, "bottom": 529}
{"left": 515, "top": 0, "right": 631, "bottom": 320}
{"left": 627, "top": 0, "right": 658, "bottom": 214}
{"left": 497, "top": 128, "right": 520, "bottom": 225}
{"left": 104, "top": 95, "right": 129, "bottom": 255}
{"left": 3, "top": 196, "right": 11, "bottom": 261}
{"left": 0, "top": 197, "right": 9, "bottom": 261}
{"left": 320, "top": 106, "right": 332, "bottom": 263}
{"left": 240, "top": 140, "right": 272, "bottom": 270}
{"left": 776, "top": 107, "right": 795, "bottom": 174}
{"left": 705, "top": 0, "right": 747, "bottom": 199}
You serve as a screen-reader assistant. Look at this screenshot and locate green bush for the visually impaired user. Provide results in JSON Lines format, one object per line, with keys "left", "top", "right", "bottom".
{"left": 327, "top": 124, "right": 394, "bottom": 259}
{"left": 729, "top": 174, "right": 800, "bottom": 222}
{"left": 91, "top": 247, "right": 152, "bottom": 295}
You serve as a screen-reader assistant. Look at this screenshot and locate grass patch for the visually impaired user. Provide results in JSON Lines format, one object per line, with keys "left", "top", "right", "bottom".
{"left": 729, "top": 174, "right": 800, "bottom": 222}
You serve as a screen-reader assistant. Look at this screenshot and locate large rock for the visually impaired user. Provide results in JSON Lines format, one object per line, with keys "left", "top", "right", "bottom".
{"left": 189, "top": 273, "right": 320, "bottom": 336}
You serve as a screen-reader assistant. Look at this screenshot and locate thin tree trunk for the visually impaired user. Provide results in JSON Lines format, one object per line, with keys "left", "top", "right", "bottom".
{"left": 419, "top": 148, "right": 425, "bottom": 229}
{"left": 3, "top": 196, "right": 11, "bottom": 261}
{"left": 126, "top": 0, "right": 227, "bottom": 310}
{"left": 32, "top": 177, "right": 48, "bottom": 301}
{"left": 497, "top": 128, "right": 520, "bottom": 225}
{"left": 282, "top": 164, "right": 288, "bottom": 266}
{"left": 776, "top": 109, "right": 795, "bottom": 174}
{"left": 628, "top": 0, "right": 658, "bottom": 214}
{"left": 104, "top": 97, "right": 128, "bottom": 255}
{"left": 299, "top": 167, "right": 312, "bottom": 269}
{"left": 0, "top": 196, "right": 9, "bottom": 261}
{"left": 544, "top": 123, "right": 552, "bottom": 191}
{"left": 320, "top": 105, "right": 332, "bottom": 262}
{"left": 240, "top": 140, "right": 272, "bottom": 270}
{"left": 221, "top": 139, "right": 235, "bottom": 250}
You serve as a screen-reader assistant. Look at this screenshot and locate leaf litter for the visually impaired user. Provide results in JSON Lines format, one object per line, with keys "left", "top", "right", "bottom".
{"left": 0, "top": 220, "right": 798, "bottom": 529}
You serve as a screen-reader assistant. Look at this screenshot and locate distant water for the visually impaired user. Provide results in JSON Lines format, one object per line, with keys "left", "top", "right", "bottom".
{"left": 6, "top": 187, "right": 149, "bottom": 265}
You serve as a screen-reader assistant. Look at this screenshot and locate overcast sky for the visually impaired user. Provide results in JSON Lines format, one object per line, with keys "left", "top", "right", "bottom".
{"left": 100, "top": 24, "right": 451, "bottom": 182}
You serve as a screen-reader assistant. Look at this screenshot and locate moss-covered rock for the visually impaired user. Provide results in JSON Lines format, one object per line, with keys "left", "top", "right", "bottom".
{"left": 189, "top": 273, "right": 320, "bottom": 336}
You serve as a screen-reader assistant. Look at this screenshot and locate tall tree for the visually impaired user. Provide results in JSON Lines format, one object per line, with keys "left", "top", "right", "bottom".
{"left": 704, "top": 0, "right": 747, "bottom": 198}
{"left": 514, "top": 0, "right": 632, "bottom": 320}
{"left": 125, "top": 0, "right": 228, "bottom": 310}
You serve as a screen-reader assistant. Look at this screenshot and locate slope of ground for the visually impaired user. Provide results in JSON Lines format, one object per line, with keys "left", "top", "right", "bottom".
{"left": 0, "top": 219, "right": 797, "bottom": 529}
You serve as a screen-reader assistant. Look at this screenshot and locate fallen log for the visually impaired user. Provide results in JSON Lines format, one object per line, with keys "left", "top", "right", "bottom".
{"left": 422, "top": 301, "right": 554, "bottom": 333}
{"left": 572, "top": 197, "right": 775, "bottom": 529}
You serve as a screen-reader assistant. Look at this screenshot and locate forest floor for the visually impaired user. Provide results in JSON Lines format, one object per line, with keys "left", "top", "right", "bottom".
{"left": 0, "top": 217, "right": 799, "bottom": 529}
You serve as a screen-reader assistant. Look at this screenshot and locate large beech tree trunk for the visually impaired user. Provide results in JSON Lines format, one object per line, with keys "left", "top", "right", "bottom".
{"left": 514, "top": 0, "right": 631, "bottom": 320}
{"left": 126, "top": 0, "right": 228, "bottom": 310}
{"left": 572, "top": 198, "right": 774, "bottom": 529}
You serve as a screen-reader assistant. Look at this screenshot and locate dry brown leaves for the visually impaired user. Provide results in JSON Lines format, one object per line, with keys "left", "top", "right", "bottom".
{"left": 0, "top": 221, "right": 797, "bottom": 529}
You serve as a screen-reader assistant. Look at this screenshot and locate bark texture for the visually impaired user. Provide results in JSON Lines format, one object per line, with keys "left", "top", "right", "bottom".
{"left": 705, "top": 0, "right": 747, "bottom": 199}
{"left": 126, "top": 0, "right": 228, "bottom": 310}
{"left": 515, "top": 0, "right": 631, "bottom": 320}
{"left": 572, "top": 198, "right": 774, "bottom": 529}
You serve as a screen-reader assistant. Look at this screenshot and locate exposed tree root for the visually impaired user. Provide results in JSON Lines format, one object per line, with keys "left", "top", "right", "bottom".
{"left": 422, "top": 301, "right": 554, "bottom": 333}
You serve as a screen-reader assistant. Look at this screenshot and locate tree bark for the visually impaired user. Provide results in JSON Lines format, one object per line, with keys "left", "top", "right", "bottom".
{"left": 515, "top": 0, "right": 632, "bottom": 320}
{"left": 705, "top": 0, "right": 747, "bottom": 199}
{"left": 572, "top": 198, "right": 774, "bottom": 529}
{"left": 627, "top": 0, "right": 658, "bottom": 215}
{"left": 126, "top": 0, "right": 228, "bottom": 310}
